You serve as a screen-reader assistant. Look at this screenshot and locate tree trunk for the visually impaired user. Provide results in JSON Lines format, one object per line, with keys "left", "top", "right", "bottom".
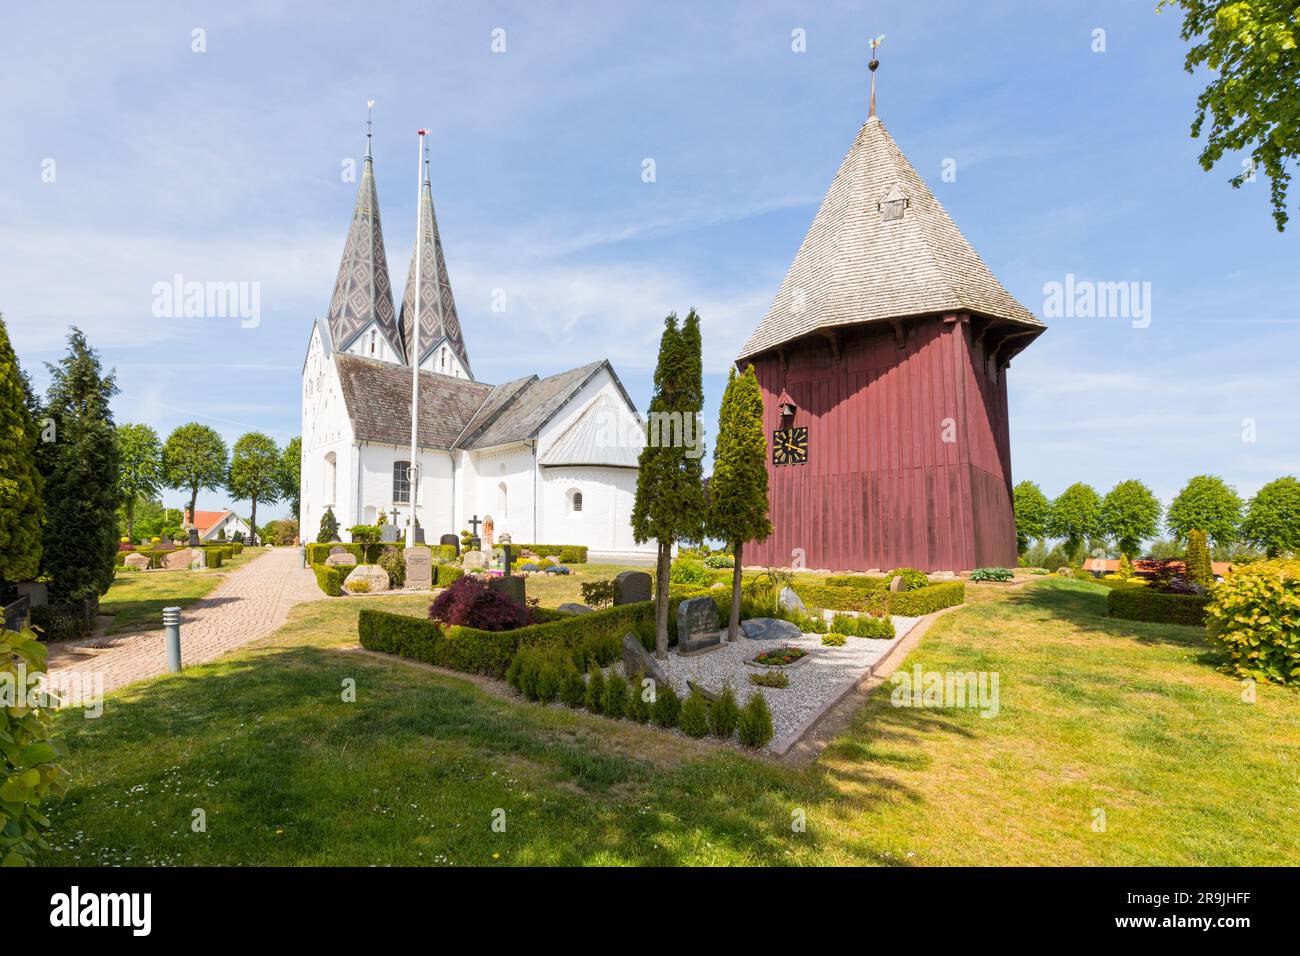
{"left": 250, "top": 496, "right": 258, "bottom": 547}
{"left": 188, "top": 486, "right": 199, "bottom": 528}
{"left": 654, "top": 539, "right": 671, "bottom": 659}
{"left": 727, "top": 540, "right": 743, "bottom": 642}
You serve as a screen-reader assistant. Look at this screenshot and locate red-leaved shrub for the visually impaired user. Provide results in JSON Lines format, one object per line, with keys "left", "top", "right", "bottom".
{"left": 428, "top": 575, "right": 529, "bottom": 631}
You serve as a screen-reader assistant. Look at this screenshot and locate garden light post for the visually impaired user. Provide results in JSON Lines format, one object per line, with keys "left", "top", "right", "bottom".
{"left": 163, "top": 606, "right": 182, "bottom": 673}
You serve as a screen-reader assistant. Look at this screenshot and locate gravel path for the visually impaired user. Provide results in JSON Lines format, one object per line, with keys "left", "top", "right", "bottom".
{"left": 648, "top": 615, "right": 922, "bottom": 751}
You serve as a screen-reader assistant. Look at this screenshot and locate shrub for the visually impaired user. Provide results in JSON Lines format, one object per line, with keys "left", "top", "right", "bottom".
{"left": 536, "top": 661, "right": 562, "bottom": 703}
{"left": 348, "top": 524, "right": 380, "bottom": 546}
{"left": 970, "top": 567, "right": 1014, "bottom": 582}
{"left": 349, "top": 577, "right": 371, "bottom": 594}
{"left": 314, "top": 564, "right": 345, "bottom": 596}
{"left": 669, "top": 559, "right": 711, "bottom": 587}
{"left": 829, "top": 612, "right": 894, "bottom": 639}
{"left": 627, "top": 675, "right": 653, "bottom": 722}
{"left": 511, "top": 543, "right": 587, "bottom": 563}
{"left": 435, "top": 564, "right": 465, "bottom": 588}
{"left": 318, "top": 507, "right": 339, "bottom": 542}
{"left": 793, "top": 584, "right": 888, "bottom": 615}
{"left": 580, "top": 579, "right": 616, "bottom": 608}
{"left": 825, "top": 575, "right": 888, "bottom": 591}
{"left": 679, "top": 688, "right": 710, "bottom": 737}
{"left": 583, "top": 666, "right": 606, "bottom": 714}
{"left": 429, "top": 575, "right": 529, "bottom": 631}
{"left": 651, "top": 683, "right": 681, "bottom": 727}
{"left": 560, "top": 665, "right": 586, "bottom": 707}
{"left": 822, "top": 632, "right": 847, "bottom": 646}
{"left": 558, "top": 546, "right": 586, "bottom": 564}
{"left": 603, "top": 673, "right": 629, "bottom": 719}
{"left": 378, "top": 546, "right": 406, "bottom": 588}
{"left": 1107, "top": 587, "right": 1210, "bottom": 627}
{"left": 738, "top": 692, "right": 775, "bottom": 748}
{"left": 703, "top": 552, "right": 735, "bottom": 569}
{"left": 888, "top": 581, "right": 965, "bottom": 616}
{"left": 1206, "top": 559, "right": 1300, "bottom": 685}
{"left": 885, "top": 568, "right": 930, "bottom": 590}
{"left": 749, "top": 670, "right": 789, "bottom": 688}
{"left": 709, "top": 684, "right": 739, "bottom": 738}
{"left": 1185, "top": 530, "right": 1214, "bottom": 588}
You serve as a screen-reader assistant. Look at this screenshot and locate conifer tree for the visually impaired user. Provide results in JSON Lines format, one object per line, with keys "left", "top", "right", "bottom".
{"left": 706, "top": 364, "right": 771, "bottom": 641}
{"left": 36, "top": 328, "right": 121, "bottom": 600}
{"left": 0, "top": 313, "right": 43, "bottom": 583}
{"left": 1185, "top": 529, "right": 1214, "bottom": 587}
{"left": 631, "top": 310, "right": 708, "bottom": 658}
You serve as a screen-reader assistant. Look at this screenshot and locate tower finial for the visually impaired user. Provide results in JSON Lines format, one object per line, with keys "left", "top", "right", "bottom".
{"left": 423, "top": 136, "right": 430, "bottom": 185}
{"left": 366, "top": 99, "right": 375, "bottom": 158}
{"left": 868, "top": 35, "right": 885, "bottom": 119}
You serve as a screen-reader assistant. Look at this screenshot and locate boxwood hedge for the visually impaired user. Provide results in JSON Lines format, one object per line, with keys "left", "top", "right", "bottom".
{"left": 1107, "top": 586, "right": 1210, "bottom": 627}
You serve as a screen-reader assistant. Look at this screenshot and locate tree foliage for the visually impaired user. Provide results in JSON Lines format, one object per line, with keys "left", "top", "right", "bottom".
{"left": 1047, "top": 483, "right": 1102, "bottom": 561}
{"left": 162, "top": 422, "right": 228, "bottom": 522}
{"left": 115, "top": 423, "right": 162, "bottom": 542}
{"left": 1100, "top": 479, "right": 1162, "bottom": 557}
{"left": 706, "top": 364, "right": 771, "bottom": 641}
{"left": 1185, "top": 529, "right": 1215, "bottom": 586}
{"left": 0, "top": 314, "right": 43, "bottom": 583}
{"left": 280, "top": 435, "right": 302, "bottom": 520}
{"left": 228, "top": 432, "right": 282, "bottom": 547}
{"left": 1241, "top": 475, "right": 1300, "bottom": 556}
{"left": 1012, "top": 480, "right": 1051, "bottom": 555}
{"left": 1166, "top": 474, "right": 1242, "bottom": 546}
{"left": 1160, "top": 0, "right": 1300, "bottom": 230}
{"left": 36, "top": 329, "right": 121, "bottom": 601}
{"left": 631, "top": 310, "right": 708, "bottom": 657}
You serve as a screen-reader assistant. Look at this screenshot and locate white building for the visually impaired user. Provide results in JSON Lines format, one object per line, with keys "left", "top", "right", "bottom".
{"left": 300, "top": 130, "right": 652, "bottom": 558}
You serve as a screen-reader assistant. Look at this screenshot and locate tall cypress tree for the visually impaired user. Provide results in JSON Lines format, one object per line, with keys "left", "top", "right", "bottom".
{"left": 631, "top": 309, "right": 708, "bottom": 658}
{"left": 0, "top": 313, "right": 44, "bottom": 584}
{"left": 37, "top": 328, "right": 122, "bottom": 601}
{"left": 706, "top": 364, "right": 771, "bottom": 642}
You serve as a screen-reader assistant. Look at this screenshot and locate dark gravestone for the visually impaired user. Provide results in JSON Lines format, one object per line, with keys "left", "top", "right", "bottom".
{"left": 676, "top": 596, "right": 720, "bottom": 655}
{"left": 613, "top": 570, "right": 652, "bottom": 606}
{"left": 380, "top": 524, "right": 400, "bottom": 544}
{"left": 439, "top": 534, "right": 460, "bottom": 556}
{"left": 487, "top": 575, "right": 525, "bottom": 608}
{"left": 621, "top": 632, "right": 671, "bottom": 687}
{"left": 187, "top": 528, "right": 201, "bottom": 547}
{"left": 411, "top": 527, "right": 425, "bottom": 545}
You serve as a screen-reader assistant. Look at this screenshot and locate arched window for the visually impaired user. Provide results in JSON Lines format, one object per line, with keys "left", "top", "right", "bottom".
{"left": 498, "top": 481, "right": 508, "bottom": 518}
{"left": 393, "top": 460, "right": 411, "bottom": 504}
{"left": 570, "top": 489, "right": 583, "bottom": 513}
{"left": 324, "top": 452, "right": 337, "bottom": 506}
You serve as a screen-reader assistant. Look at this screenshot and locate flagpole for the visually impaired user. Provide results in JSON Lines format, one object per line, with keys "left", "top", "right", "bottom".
{"left": 408, "top": 128, "right": 427, "bottom": 548}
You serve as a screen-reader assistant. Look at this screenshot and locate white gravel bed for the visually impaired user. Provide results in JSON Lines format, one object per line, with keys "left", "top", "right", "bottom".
{"left": 647, "top": 615, "right": 922, "bottom": 752}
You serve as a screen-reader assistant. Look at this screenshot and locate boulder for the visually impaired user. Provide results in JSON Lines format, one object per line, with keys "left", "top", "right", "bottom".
{"left": 557, "top": 602, "right": 594, "bottom": 614}
{"left": 778, "top": 586, "right": 806, "bottom": 615}
{"left": 888, "top": 575, "right": 906, "bottom": 592}
{"left": 344, "top": 564, "right": 390, "bottom": 594}
{"left": 162, "top": 548, "right": 194, "bottom": 571}
{"left": 621, "top": 632, "right": 670, "bottom": 688}
{"left": 325, "top": 551, "right": 357, "bottom": 568}
{"left": 462, "top": 550, "right": 488, "bottom": 570}
{"left": 740, "top": 617, "right": 803, "bottom": 641}
{"left": 123, "top": 553, "right": 151, "bottom": 570}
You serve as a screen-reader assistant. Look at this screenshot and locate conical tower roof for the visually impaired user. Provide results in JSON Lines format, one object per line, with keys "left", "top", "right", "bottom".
{"left": 399, "top": 177, "right": 472, "bottom": 377}
{"left": 738, "top": 115, "right": 1042, "bottom": 361}
{"left": 325, "top": 149, "right": 403, "bottom": 357}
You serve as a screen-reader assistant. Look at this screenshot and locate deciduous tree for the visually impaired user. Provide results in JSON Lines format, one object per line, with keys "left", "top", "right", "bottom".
{"left": 1241, "top": 475, "right": 1300, "bottom": 557}
{"left": 280, "top": 435, "right": 302, "bottom": 520}
{"left": 115, "top": 423, "right": 162, "bottom": 542}
{"left": 1167, "top": 474, "right": 1242, "bottom": 547}
{"left": 1047, "top": 483, "right": 1102, "bottom": 562}
{"left": 162, "top": 422, "right": 228, "bottom": 523}
{"left": 1101, "top": 479, "right": 1162, "bottom": 558}
{"left": 1012, "top": 480, "right": 1050, "bottom": 555}
{"left": 227, "top": 432, "right": 282, "bottom": 547}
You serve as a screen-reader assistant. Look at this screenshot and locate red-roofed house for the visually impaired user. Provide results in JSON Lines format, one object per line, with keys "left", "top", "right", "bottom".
{"left": 183, "top": 509, "right": 252, "bottom": 543}
{"left": 1082, "top": 558, "right": 1233, "bottom": 580}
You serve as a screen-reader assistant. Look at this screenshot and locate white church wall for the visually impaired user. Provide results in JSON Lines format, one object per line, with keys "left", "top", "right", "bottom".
{"left": 418, "top": 343, "right": 469, "bottom": 380}
{"left": 353, "top": 444, "right": 456, "bottom": 539}
{"left": 301, "top": 328, "right": 357, "bottom": 542}
{"left": 535, "top": 365, "right": 641, "bottom": 462}
{"left": 464, "top": 443, "right": 536, "bottom": 544}
{"left": 538, "top": 465, "right": 647, "bottom": 554}
{"left": 341, "top": 322, "right": 404, "bottom": 365}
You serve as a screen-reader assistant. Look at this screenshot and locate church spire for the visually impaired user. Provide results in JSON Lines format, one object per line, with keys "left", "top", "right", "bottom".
{"left": 325, "top": 108, "right": 402, "bottom": 358}
{"left": 399, "top": 153, "right": 473, "bottom": 378}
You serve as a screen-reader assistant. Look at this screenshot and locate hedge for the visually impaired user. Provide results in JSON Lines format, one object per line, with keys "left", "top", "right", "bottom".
{"left": 793, "top": 584, "right": 888, "bottom": 615}
{"left": 1107, "top": 587, "right": 1210, "bottom": 627}
{"left": 436, "top": 564, "right": 465, "bottom": 587}
{"left": 887, "top": 581, "right": 966, "bottom": 616}
{"left": 825, "top": 575, "right": 888, "bottom": 591}
{"left": 306, "top": 542, "right": 385, "bottom": 566}
{"left": 1205, "top": 559, "right": 1300, "bottom": 685}
{"left": 114, "top": 545, "right": 233, "bottom": 570}
{"left": 314, "top": 564, "right": 346, "bottom": 597}
{"left": 513, "top": 544, "right": 588, "bottom": 564}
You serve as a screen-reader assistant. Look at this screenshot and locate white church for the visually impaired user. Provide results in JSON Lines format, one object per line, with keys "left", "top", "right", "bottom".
{"left": 300, "top": 129, "right": 652, "bottom": 557}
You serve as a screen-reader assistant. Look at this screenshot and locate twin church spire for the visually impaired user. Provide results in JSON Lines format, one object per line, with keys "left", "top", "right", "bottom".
{"left": 325, "top": 117, "right": 472, "bottom": 377}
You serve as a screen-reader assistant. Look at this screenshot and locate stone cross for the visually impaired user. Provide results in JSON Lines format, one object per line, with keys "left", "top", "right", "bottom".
{"left": 389, "top": 508, "right": 399, "bottom": 526}
{"left": 502, "top": 544, "right": 514, "bottom": 576}
{"left": 467, "top": 514, "right": 482, "bottom": 537}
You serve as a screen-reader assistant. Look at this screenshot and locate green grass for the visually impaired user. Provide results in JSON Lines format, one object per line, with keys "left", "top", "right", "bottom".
{"left": 42, "top": 578, "right": 1300, "bottom": 866}
{"left": 511, "top": 562, "right": 646, "bottom": 608}
{"left": 99, "top": 549, "right": 266, "bottom": 634}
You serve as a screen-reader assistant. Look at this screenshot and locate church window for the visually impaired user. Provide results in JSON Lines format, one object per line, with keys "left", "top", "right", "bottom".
{"left": 441, "top": 347, "right": 447, "bottom": 371}
{"left": 878, "top": 184, "right": 909, "bottom": 222}
{"left": 393, "top": 460, "right": 411, "bottom": 504}
{"left": 369, "top": 330, "right": 377, "bottom": 355}
{"left": 570, "top": 490, "right": 583, "bottom": 513}
{"left": 324, "top": 452, "right": 337, "bottom": 506}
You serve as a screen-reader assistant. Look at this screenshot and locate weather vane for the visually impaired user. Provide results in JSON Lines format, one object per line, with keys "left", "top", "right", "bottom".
{"left": 868, "top": 34, "right": 885, "bottom": 117}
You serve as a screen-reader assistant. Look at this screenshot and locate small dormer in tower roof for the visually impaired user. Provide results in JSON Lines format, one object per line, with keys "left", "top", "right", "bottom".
{"left": 399, "top": 170, "right": 473, "bottom": 379}
{"left": 326, "top": 132, "right": 403, "bottom": 359}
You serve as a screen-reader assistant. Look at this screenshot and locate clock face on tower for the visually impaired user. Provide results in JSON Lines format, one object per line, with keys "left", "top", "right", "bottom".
{"left": 772, "top": 426, "right": 808, "bottom": 465}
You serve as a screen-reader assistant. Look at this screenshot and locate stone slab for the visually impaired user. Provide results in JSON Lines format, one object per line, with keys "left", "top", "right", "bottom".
{"left": 613, "top": 570, "right": 652, "bottom": 605}
{"left": 404, "top": 546, "right": 433, "bottom": 589}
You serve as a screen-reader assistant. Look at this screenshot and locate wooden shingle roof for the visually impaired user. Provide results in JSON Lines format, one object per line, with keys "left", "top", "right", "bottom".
{"left": 738, "top": 116, "right": 1042, "bottom": 361}
{"left": 335, "top": 353, "right": 490, "bottom": 449}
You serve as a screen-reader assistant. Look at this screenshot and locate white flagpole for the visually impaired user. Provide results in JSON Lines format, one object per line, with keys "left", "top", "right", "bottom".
{"left": 408, "top": 128, "right": 427, "bottom": 548}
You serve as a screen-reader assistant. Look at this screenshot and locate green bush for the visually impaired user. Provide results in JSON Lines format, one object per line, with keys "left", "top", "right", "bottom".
{"left": 825, "top": 575, "right": 887, "bottom": 591}
{"left": 710, "top": 684, "right": 739, "bottom": 738}
{"left": 1107, "top": 587, "right": 1210, "bottom": 627}
{"left": 306, "top": 542, "right": 386, "bottom": 566}
{"left": 558, "top": 546, "right": 586, "bottom": 564}
{"left": 793, "top": 584, "right": 887, "bottom": 615}
{"left": 378, "top": 547, "right": 406, "bottom": 588}
{"left": 885, "top": 568, "right": 930, "bottom": 590}
{"left": 888, "top": 582, "right": 965, "bottom": 616}
{"left": 703, "top": 552, "right": 734, "bottom": 569}
{"left": 822, "top": 632, "right": 847, "bottom": 646}
{"left": 584, "top": 666, "right": 606, "bottom": 714}
{"left": 970, "top": 567, "right": 1014, "bottom": 582}
{"left": 669, "top": 559, "right": 711, "bottom": 587}
{"left": 560, "top": 665, "right": 586, "bottom": 707}
{"left": 627, "top": 675, "right": 653, "bottom": 722}
{"left": 314, "top": 564, "right": 344, "bottom": 596}
{"left": 536, "top": 661, "right": 562, "bottom": 703}
{"left": 603, "top": 673, "right": 629, "bottom": 719}
{"left": 651, "top": 684, "right": 681, "bottom": 727}
{"left": 679, "top": 688, "right": 710, "bottom": 737}
{"left": 580, "top": 579, "right": 616, "bottom": 608}
{"left": 830, "top": 612, "right": 896, "bottom": 639}
{"left": 1206, "top": 559, "right": 1300, "bottom": 684}
{"left": 749, "top": 670, "right": 789, "bottom": 688}
{"left": 738, "top": 692, "right": 775, "bottom": 748}
{"left": 1185, "top": 529, "right": 1214, "bottom": 588}
{"left": 435, "top": 564, "right": 465, "bottom": 588}
{"left": 512, "top": 544, "right": 588, "bottom": 564}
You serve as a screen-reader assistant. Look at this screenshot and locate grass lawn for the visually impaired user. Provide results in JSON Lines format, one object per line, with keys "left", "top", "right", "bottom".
{"left": 99, "top": 548, "right": 268, "bottom": 634}
{"left": 43, "top": 578, "right": 1300, "bottom": 866}
{"left": 516, "top": 562, "right": 648, "bottom": 608}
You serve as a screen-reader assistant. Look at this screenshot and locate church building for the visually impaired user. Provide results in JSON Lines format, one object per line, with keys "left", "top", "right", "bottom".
{"left": 300, "top": 130, "right": 651, "bottom": 557}
{"left": 737, "top": 69, "right": 1044, "bottom": 572}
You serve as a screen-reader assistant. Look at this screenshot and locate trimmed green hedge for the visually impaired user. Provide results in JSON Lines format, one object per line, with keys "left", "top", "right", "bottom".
{"left": 887, "top": 581, "right": 965, "bottom": 616}
{"left": 1108, "top": 587, "right": 1210, "bottom": 627}
{"left": 306, "top": 542, "right": 386, "bottom": 566}
{"left": 314, "top": 564, "right": 346, "bottom": 596}
{"left": 435, "top": 564, "right": 465, "bottom": 587}
{"left": 825, "top": 575, "right": 888, "bottom": 590}
{"left": 514, "top": 544, "right": 588, "bottom": 564}
{"left": 793, "top": 584, "right": 888, "bottom": 615}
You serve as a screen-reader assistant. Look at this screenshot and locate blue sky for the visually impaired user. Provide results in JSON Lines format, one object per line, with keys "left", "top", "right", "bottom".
{"left": 2, "top": 1, "right": 1296, "bottom": 524}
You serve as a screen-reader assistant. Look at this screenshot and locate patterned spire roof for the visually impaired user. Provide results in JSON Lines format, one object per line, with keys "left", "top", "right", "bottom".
{"left": 399, "top": 179, "right": 472, "bottom": 377}
{"left": 325, "top": 153, "right": 402, "bottom": 358}
{"left": 737, "top": 115, "right": 1042, "bottom": 361}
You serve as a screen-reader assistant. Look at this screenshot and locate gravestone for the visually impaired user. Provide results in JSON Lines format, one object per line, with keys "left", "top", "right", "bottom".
{"left": 676, "top": 596, "right": 721, "bottom": 655}
{"left": 740, "top": 618, "right": 802, "bottom": 641}
{"left": 187, "top": 528, "right": 201, "bottom": 547}
{"left": 487, "top": 575, "right": 525, "bottom": 607}
{"left": 558, "top": 602, "right": 593, "bottom": 614}
{"left": 380, "top": 524, "right": 400, "bottom": 544}
{"left": 462, "top": 550, "right": 488, "bottom": 570}
{"left": 329, "top": 545, "right": 347, "bottom": 555}
{"left": 888, "top": 575, "right": 906, "bottom": 593}
{"left": 405, "top": 546, "right": 433, "bottom": 589}
{"left": 621, "top": 632, "right": 671, "bottom": 687}
{"left": 16, "top": 581, "right": 48, "bottom": 606}
{"left": 344, "top": 564, "right": 390, "bottom": 593}
{"left": 162, "top": 548, "right": 194, "bottom": 571}
{"left": 160, "top": 534, "right": 174, "bottom": 547}
{"left": 325, "top": 551, "right": 358, "bottom": 568}
{"left": 123, "top": 553, "right": 150, "bottom": 570}
{"left": 778, "top": 586, "right": 806, "bottom": 615}
{"left": 190, "top": 550, "right": 207, "bottom": 570}
{"left": 482, "top": 516, "right": 494, "bottom": 553}
{"left": 613, "top": 570, "right": 652, "bottom": 605}
{"left": 439, "top": 533, "right": 460, "bottom": 556}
